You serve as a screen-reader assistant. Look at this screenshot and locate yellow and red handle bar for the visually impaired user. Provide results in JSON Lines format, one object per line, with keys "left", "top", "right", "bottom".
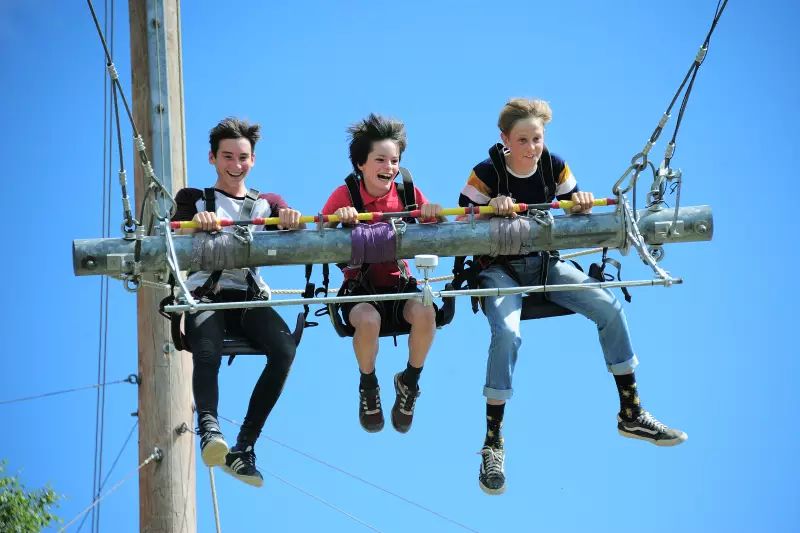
{"left": 169, "top": 198, "right": 617, "bottom": 230}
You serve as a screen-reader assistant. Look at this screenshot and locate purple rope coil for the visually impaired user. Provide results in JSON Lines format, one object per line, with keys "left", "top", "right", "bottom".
{"left": 350, "top": 222, "right": 397, "bottom": 266}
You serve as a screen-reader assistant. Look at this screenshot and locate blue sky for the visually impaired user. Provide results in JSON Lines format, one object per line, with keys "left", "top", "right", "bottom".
{"left": 2, "top": 1, "right": 799, "bottom": 532}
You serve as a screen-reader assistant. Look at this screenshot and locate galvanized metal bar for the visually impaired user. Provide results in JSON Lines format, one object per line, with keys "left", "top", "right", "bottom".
{"left": 560, "top": 247, "right": 605, "bottom": 260}
{"left": 162, "top": 277, "right": 681, "bottom": 314}
{"left": 163, "top": 219, "right": 197, "bottom": 307}
{"left": 74, "top": 205, "right": 712, "bottom": 277}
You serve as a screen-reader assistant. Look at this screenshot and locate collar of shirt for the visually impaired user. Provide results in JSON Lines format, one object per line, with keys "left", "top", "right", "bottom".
{"left": 358, "top": 180, "right": 396, "bottom": 205}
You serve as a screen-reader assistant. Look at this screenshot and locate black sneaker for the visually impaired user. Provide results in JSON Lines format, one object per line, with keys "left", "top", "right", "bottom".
{"left": 479, "top": 442, "right": 506, "bottom": 495}
{"left": 198, "top": 414, "right": 228, "bottom": 467}
{"left": 222, "top": 444, "right": 264, "bottom": 488}
{"left": 391, "top": 372, "right": 421, "bottom": 433}
{"left": 359, "top": 386, "right": 384, "bottom": 433}
{"left": 618, "top": 410, "right": 688, "bottom": 446}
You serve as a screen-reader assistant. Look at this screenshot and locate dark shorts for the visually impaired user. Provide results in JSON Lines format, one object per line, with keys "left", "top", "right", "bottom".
{"left": 340, "top": 280, "right": 421, "bottom": 333}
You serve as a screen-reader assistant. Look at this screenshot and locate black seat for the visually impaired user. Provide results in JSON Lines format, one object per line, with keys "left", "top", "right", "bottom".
{"left": 326, "top": 283, "right": 456, "bottom": 338}
{"left": 221, "top": 312, "right": 305, "bottom": 356}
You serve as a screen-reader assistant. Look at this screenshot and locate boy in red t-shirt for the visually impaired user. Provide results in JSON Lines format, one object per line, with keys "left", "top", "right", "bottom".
{"left": 322, "top": 113, "right": 442, "bottom": 434}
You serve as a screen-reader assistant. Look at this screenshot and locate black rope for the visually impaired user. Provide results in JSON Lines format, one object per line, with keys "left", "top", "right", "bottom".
{"left": 667, "top": 0, "right": 728, "bottom": 162}
{"left": 645, "top": 0, "right": 729, "bottom": 157}
{"left": 85, "top": 0, "right": 139, "bottom": 139}
{"left": 86, "top": 0, "right": 175, "bottom": 234}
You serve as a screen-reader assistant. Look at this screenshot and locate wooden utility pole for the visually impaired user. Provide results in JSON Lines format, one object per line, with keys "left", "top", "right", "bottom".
{"left": 129, "top": 1, "right": 196, "bottom": 531}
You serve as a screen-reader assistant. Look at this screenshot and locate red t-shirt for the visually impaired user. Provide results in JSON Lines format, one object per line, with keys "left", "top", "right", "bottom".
{"left": 322, "top": 180, "right": 430, "bottom": 288}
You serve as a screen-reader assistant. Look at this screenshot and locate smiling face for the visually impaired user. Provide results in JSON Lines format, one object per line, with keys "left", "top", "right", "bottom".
{"left": 209, "top": 137, "right": 255, "bottom": 196}
{"left": 500, "top": 117, "right": 545, "bottom": 176}
{"left": 357, "top": 139, "right": 400, "bottom": 197}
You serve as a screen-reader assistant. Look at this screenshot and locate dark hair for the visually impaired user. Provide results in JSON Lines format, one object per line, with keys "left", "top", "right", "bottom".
{"left": 209, "top": 117, "right": 261, "bottom": 155}
{"left": 347, "top": 113, "right": 407, "bottom": 172}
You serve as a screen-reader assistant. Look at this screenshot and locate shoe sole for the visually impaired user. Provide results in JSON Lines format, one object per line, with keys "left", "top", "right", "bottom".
{"left": 618, "top": 429, "right": 688, "bottom": 447}
{"left": 221, "top": 465, "right": 264, "bottom": 488}
{"left": 391, "top": 410, "right": 411, "bottom": 433}
{"left": 360, "top": 420, "right": 384, "bottom": 433}
{"left": 201, "top": 439, "right": 229, "bottom": 467}
{"left": 478, "top": 479, "right": 506, "bottom": 495}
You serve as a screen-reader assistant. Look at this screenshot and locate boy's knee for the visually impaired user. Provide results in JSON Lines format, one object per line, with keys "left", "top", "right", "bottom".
{"left": 405, "top": 301, "right": 436, "bottom": 326}
{"left": 192, "top": 338, "right": 222, "bottom": 366}
{"left": 350, "top": 305, "right": 381, "bottom": 334}
{"left": 491, "top": 325, "right": 521, "bottom": 349}
{"left": 269, "top": 341, "right": 296, "bottom": 372}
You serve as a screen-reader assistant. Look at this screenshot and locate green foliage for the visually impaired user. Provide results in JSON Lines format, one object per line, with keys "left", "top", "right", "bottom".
{"left": 0, "top": 461, "right": 60, "bottom": 533}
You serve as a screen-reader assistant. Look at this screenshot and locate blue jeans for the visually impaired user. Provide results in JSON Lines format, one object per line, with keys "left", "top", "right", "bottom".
{"left": 479, "top": 255, "right": 638, "bottom": 400}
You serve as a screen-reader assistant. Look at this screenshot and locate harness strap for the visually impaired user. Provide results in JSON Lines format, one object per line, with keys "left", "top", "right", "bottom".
{"left": 203, "top": 187, "right": 216, "bottom": 213}
{"left": 344, "top": 173, "right": 364, "bottom": 212}
{"left": 241, "top": 188, "right": 259, "bottom": 219}
{"left": 301, "top": 264, "right": 319, "bottom": 327}
{"left": 197, "top": 187, "right": 263, "bottom": 298}
{"left": 589, "top": 248, "right": 633, "bottom": 303}
{"left": 488, "top": 144, "right": 510, "bottom": 197}
{"left": 398, "top": 167, "right": 418, "bottom": 211}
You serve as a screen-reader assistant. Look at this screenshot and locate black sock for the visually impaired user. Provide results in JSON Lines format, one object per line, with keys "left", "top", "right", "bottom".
{"left": 614, "top": 372, "right": 642, "bottom": 421}
{"left": 359, "top": 370, "right": 378, "bottom": 390}
{"left": 235, "top": 433, "right": 256, "bottom": 450}
{"left": 401, "top": 362, "right": 422, "bottom": 390}
{"left": 485, "top": 403, "right": 505, "bottom": 447}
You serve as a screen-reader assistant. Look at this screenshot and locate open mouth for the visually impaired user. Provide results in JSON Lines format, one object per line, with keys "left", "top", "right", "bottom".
{"left": 226, "top": 171, "right": 244, "bottom": 178}
{"left": 376, "top": 172, "right": 393, "bottom": 182}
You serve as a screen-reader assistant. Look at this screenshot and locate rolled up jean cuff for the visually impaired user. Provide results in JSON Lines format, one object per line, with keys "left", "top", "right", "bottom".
{"left": 607, "top": 354, "right": 639, "bottom": 375}
{"left": 483, "top": 386, "right": 513, "bottom": 401}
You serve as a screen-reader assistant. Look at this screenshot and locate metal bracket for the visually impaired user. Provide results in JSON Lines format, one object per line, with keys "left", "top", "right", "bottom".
{"left": 108, "top": 253, "right": 135, "bottom": 275}
{"left": 316, "top": 211, "right": 325, "bottom": 233}
{"left": 528, "top": 209, "right": 554, "bottom": 247}
{"left": 654, "top": 220, "right": 684, "bottom": 240}
{"left": 415, "top": 255, "right": 438, "bottom": 307}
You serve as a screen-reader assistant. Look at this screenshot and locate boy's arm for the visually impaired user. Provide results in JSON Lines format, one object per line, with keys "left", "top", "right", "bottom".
{"left": 552, "top": 159, "right": 593, "bottom": 214}
{"left": 260, "top": 193, "right": 304, "bottom": 230}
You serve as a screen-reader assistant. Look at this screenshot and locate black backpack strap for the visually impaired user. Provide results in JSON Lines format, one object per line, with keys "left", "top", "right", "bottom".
{"left": 588, "top": 248, "right": 632, "bottom": 303}
{"left": 539, "top": 251, "right": 553, "bottom": 301}
{"left": 398, "top": 167, "right": 418, "bottom": 210}
{"left": 453, "top": 256, "right": 482, "bottom": 314}
{"left": 158, "top": 275, "right": 188, "bottom": 351}
{"left": 193, "top": 270, "right": 223, "bottom": 299}
{"left": 203, "top": 187, "right": 216, "bottom": 213}
{"left": 541, "top": 148, "right": 557, "bottom": 201}
{"left": 488, "top": 143, "right": 511, "bottom": 197}
{"left": 344, "top": 173, "right": 365, "bottom": 213}
{"left": 301, "top": 264, "right": 318, "bottom": 327}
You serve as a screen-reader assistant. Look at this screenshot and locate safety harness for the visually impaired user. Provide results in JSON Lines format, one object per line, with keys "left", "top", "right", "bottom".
{"left": 452, "top": 144, "right": 630, "bottom": 320}
{"left": 312, "top": 169, "right": 455, "bottom": 340}
{"left": 159, "top": 187, "right": 306, "bottom": 358}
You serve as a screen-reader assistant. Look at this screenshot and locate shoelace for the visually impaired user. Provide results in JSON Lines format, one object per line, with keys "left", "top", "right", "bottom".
{"left": 480, "top": 447, "right": 505, "bottom": 476}
{"left": 232, "top": 447, "right": 257, "bottom": 468}
{"left": 639, "top": 411, "right": 668, "bottom": 433}
{"left": 398, "top": 382, "right": 420, "bottom": 414}
{"left": 361, "top": 390, "right": 382, "bottom": 413}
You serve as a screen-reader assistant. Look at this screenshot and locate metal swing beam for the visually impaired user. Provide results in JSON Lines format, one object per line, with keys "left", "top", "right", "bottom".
{"left": 73, "top": 204, "right": 712, "bottom": 278}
